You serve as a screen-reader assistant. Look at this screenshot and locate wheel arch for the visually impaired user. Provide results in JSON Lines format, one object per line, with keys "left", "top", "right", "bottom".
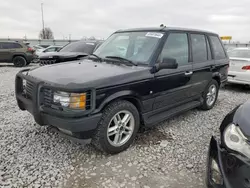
{"left": 95, "top": 90, "right": 143, "bottom": 115}
{"left": 12, "top": 54, "right": 27, "bottom": 62}
{"left": 212, "top": 72, "right": 221, "bottom": 86}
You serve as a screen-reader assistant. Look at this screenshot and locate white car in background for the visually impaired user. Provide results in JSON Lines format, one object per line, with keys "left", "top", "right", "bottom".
{"left": 32, "top": 45, "right": 45, "bottom": 51}
{"left": 35, "top": 45, "right": 62, "bottom": 56}
{"left": 227, "top": 48, "right": 250, "bottom": 86}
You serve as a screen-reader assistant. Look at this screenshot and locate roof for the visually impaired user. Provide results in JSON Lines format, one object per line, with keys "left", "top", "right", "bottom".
{"left": 0, "top": 41, "right": 21, "bottom": 43}
{"left": 116, "top": 27, "right": 217, "bottom": 35}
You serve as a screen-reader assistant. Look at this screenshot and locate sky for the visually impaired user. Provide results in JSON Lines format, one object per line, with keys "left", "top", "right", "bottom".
{"left": 0, "top": 0, "right": 250, "bottom": 42}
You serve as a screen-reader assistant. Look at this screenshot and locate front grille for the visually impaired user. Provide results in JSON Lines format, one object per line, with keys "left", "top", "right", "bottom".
{"left": 23, "top": 80, "right": 34, "bottom": 99}
{"left": 39, "top": 59, "right": 57, "bottom": 66}
{"left": 42, "top": 88, "right": 92, "bottom": 110}
{"left": 85, "top": 92, "right": 91, "bottom": 110}
{"left": 43, "top": 88, "right": 53, "bottom": 106}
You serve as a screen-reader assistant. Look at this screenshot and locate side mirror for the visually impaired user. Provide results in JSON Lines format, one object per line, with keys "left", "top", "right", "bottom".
{"left": 152, "top": 58, "right": 178, "bottom": 73}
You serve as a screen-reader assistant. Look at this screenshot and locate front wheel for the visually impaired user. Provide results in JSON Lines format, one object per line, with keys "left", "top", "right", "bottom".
{"left": 92, "top": 100, "right": 140, "bottom": 154}
{"left": 200, "top": 80, "right": 219, "bottom": 110}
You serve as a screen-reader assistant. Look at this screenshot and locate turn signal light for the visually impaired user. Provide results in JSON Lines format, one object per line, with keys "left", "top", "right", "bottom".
{"left": 69, "top": 93, "right": 86, "bottom": 109}
{"left": 242, "top": 65, "right": 250, "bottom": 70}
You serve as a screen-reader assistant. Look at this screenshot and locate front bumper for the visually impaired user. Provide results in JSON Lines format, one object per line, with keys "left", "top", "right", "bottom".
{"left": 15, "top": 69, "right": 101, "bottom": 139}
{"left": 206, "top": 136, "right": 250, "bottom": 188}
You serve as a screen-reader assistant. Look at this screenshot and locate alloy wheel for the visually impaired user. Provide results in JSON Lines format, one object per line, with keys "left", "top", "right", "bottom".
{"left": 107, "top": 110, "right": 135, "bottom": 147}
{"left": 206, "top": 84, "right": 217, "bottom": 106}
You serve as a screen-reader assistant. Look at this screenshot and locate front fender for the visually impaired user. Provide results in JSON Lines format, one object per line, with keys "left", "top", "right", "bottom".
{"left": 94, "top": 90, "right": 142, "bottom": 113}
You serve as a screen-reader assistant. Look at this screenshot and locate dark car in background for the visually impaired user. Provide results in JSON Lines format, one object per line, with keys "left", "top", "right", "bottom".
{"left": 15, "top": 27, "right": 229, "bottom": 154}
{"left": 38, "top": 40, "right": 103, "bottom": 65}
{"left": 207, "top": 101, "right": 250, "bottom": 188}
{"left": 0, "top": 41, "right": 35, "bottom": 67}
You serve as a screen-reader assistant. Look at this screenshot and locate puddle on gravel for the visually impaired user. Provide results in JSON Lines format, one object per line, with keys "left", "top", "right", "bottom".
{"left": 135, "top": 128, "right": 174, "bottom": 146}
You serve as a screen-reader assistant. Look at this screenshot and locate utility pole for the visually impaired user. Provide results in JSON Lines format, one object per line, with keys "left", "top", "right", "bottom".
{"left": 41, "top": 3, "right": 45, "bottom": 39}
{"left": 69, "top": 34, "right": 71, "bottom": 41}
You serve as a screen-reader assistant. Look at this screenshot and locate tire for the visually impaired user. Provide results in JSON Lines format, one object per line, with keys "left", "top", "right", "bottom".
{"left": 13, "top": 56, "right": 27, "bottom": 67}
{"left": 200, "top": 79, "right": 219, "bottom": 110}
{"left": 92, "top": 100, "right": 140, "bottom": 154}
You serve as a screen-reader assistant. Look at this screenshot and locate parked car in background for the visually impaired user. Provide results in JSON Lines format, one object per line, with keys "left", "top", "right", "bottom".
{"left": 227, "top": 48, "right": 250, "bottom": 86}
{"left": 35, "top": 45, "right": 62, "bottom": 56}
{"left": 32, "top": 45, "right": 45, "bottom": 52}
{"left": 37, "top": 44, "right": 51, "bottom": 48}
{"left": 0, "top": 41, "right": 35, "bottom": 67}
{"left": 38, "top": 40, "right": 103, "bottom": 65}
{"left": 15, "top": 27, "right": 229, "bottom": 154}
{"left": 225, "top": 46, "right": 235, "bottom": 52}
{"left": 206, "top": 100, "right": 250, "bottom": 188}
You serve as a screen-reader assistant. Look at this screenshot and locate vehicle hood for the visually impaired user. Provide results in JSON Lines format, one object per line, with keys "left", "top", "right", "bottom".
{"left": 28, "top": 59, "right": 152, "bottom": 89}
{"left": 232, "top": 100, "right": 250, "bottom": 137}
{"left": 39, "top": 52, "right": 88, "bottom": 59}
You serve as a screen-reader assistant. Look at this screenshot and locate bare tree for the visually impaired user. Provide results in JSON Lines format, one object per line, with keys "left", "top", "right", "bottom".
{"left": 39, "top": 27, "right": 54, "bottom": 39}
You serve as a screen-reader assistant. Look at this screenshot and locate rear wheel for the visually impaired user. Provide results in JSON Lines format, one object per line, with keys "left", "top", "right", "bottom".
{"left": 13, "top": 56, "right": 27, "bottom": 67}
{"left": 200, "top": 79, "right": 219, "bottom": 110}
{"left": 92, "top": 100, "right": 140, "bottom": 154}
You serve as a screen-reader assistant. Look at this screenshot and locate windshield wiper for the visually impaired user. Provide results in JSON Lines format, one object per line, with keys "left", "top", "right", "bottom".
{"left": 105, "top": 56, "right": 137, "bottom": 66}
{"left": 88, "top": 54, "right": 103, "bottom": 62}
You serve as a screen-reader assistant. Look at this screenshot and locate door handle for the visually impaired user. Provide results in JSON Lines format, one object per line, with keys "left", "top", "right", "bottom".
{"left": 210, "top": 65, "right": 216, "bottom": 71}
{"left": 184, "top": 71, "right": 193, "bottom": 76}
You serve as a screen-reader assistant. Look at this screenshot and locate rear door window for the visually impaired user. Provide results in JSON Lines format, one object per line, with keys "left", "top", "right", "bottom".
{"left": 191, "top": 34, "right": 207, "bottom": 63}
{"left": 209, "top": 36, "right": 226, "bottom": 59}
{"left": 9, "top": 43, "right": 22, "bottom": 49}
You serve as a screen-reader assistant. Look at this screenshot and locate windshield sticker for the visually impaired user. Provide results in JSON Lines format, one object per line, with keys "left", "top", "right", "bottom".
{"left": 86, "top": 43, "right": 95, "bottom": 45}
{"left": 145, "top": 32, "right": 163, "bottom": 38}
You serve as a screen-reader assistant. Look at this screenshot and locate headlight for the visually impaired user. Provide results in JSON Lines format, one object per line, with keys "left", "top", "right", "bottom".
{"left": 224, "top": 123, "right": 250, "bottom": 158}
{"left": 53, "top": 91, "right": 86, "bottom": 110}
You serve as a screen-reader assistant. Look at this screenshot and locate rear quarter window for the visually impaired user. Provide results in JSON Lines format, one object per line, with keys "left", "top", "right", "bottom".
{"left": 209, "top": 36, "right": 226, "bottom": 60}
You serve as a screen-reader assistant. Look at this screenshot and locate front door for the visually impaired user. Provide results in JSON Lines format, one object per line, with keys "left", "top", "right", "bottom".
{"left": 153, "top": 32, "right": 194, "bottom": 110}
{"left": 0, "top": 42, "right": 12, "bottom": 62}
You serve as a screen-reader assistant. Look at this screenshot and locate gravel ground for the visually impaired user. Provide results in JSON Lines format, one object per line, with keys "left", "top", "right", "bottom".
{"left": 0, "top": 63, "right": 249, "bottom": 188}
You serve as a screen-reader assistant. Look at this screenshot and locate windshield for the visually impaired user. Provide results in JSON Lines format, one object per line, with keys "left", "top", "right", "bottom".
{"left": 94, "top": 31, "right": 163, "bottom": 64}
{"left": 60, "top": 41, "right": 96, "bottom": 53}
{"left": 228, "top": 49, "right": 250, "bottom": 58}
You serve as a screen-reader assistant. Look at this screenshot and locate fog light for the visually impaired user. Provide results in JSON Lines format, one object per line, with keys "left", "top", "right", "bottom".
{"left": 211, "top": 159, "right": 223, "bottom": 185}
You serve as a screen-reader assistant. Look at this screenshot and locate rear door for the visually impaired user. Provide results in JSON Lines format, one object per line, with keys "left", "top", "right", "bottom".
{"left": 189, "top": 33, "right": 214, "bottom": 97}
{"left": 153, "top": 32, "right": 194, "bottom": 110}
